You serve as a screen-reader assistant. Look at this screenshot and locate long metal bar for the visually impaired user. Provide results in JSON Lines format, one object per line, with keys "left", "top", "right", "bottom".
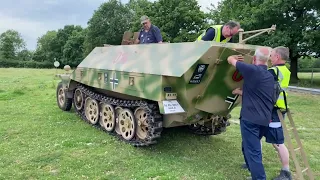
{"left": 238, "top": 25, "right": 276, "bottom": 44}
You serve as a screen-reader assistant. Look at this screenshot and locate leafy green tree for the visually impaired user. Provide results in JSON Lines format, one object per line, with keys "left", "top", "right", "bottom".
{"left": 208, "top": 0, "right": 320, "bottom": 82}
{"left": 33, "top": 30, "right": 58, "bottom": 62}
{"left": 33, "top": 25, "right": 83, "bottom": 63}
{"left": 313, "top": 58, "right": 320, "bottom": 68}
{"left": 0, "top": 30, "right": 26, "bottom": 59}
{"left": 151, "top": 0, "right": 206, "bottom": 42}
{"left": 17, "top": 49, "right": 33, "bottom": 61}
{"left": 62, "top": 29, "right": 86, "bottom": 66}
{"left": 83, "top": 0, "right": 133, "bottom": 56}
{"left": 303, "top": 14, "right": 320, "bottom": 58}
{"left": 126, "top": 0, "right": 155, "bottom": 32}
{"left": 56, "top": 25, "right": 83, "bottom": 61}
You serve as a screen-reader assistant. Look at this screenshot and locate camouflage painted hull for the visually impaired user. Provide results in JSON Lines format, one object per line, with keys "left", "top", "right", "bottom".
{"left": 56, "top": 41, "right": 266, "bottom": 146}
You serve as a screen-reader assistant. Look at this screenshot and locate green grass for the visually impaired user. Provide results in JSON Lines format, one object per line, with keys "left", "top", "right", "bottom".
{"left": 0, "top": 68, "right": 319, "bottom": 180}
{"left": 293, "top": 72, "right": 320, "bottom": 88}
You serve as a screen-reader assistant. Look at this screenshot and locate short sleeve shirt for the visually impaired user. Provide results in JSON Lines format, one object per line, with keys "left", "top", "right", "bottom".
{"left": 138, "top": 25, "right": 163, "bottom": 44}
{"left": 236, "top": 61, "right": 274, "bottom": 126}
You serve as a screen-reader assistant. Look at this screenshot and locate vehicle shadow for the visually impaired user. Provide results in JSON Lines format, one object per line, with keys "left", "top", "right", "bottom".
{"left": 140, "top": 125, "right": 241, "bottom": 157}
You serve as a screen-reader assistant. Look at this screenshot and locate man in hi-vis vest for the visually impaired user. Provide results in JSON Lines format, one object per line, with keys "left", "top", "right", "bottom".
{"left": 195, "top": 21, "right": 240, "bottom": 42}
{"left": 265, "top": 46, "right": 292, "bottom": 180}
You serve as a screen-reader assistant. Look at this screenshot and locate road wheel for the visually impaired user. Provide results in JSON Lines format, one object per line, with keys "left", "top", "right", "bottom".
{"left": 118, "top": 108, "right": 136, "bottom": 141}
{"left": 73, "top": 88, "right": 84, "bottom": 111}
{"left": 84, "top": 97, "right": 100, "bottom": 125}
{"left": 134, "top": 107, "right": 149, "bottom": 140}
{"left": 114, "top": 106, "right": 123, "bottom": 135}
{"left": 99, "top": 103, "right": 116, "bottom": 132}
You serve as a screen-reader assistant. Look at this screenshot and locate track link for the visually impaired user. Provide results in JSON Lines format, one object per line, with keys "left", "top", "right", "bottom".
{"left": 74, "top": 83, "right": 163, "bottom": 147}
{"left": 188, "top": 116, "right": 231, "bottom": 136}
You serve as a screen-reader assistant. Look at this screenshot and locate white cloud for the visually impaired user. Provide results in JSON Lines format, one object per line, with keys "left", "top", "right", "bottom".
{"left": 0, "top": 13, "right": 62, "bottom": 50}
{"left": 197, "top": 0, "right": 220, "bottom": 12}
{"left": 0, "top": 0, "right": 220, "bottom": 50}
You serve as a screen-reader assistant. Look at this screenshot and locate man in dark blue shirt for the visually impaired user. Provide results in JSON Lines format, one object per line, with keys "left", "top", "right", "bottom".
{"left": 135, "top": 15, "right": 163, "bottom": 44}
{"left": 227, "top": 47, "right": 274, "bottom": 180}
{"left": 195, "top": 21, "right": 240, "bottom": 43}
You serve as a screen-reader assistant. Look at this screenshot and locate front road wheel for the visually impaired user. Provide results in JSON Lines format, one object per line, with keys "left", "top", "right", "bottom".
{"left": 56, "top": 82, "right": 72, "bottom": 111}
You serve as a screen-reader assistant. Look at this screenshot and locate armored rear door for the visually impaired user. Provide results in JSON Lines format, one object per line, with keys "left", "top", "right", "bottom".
{"left": 194, "top": 48, "right": 253, "bottom": 116}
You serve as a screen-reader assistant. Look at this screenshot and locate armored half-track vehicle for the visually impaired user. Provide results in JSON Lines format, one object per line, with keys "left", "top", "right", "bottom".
{"left": 56, "top": 26, "right": 276, "bottom": 146}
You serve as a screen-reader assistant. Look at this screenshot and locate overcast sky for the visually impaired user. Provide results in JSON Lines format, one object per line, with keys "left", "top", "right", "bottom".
{"left": 0, "top": 0, "right": 220, "bottom": 50}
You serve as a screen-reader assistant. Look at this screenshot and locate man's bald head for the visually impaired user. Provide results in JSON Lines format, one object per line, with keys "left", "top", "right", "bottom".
{"left": 253, "top": 47, "right": 271, "bottom": 65}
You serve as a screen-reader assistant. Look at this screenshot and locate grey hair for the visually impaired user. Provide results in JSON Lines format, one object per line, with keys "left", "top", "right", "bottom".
{"left": 273, "top": 46, "right": 290, "bottom": 61}
{"left": 225, "top": 21, "right": 240, "bottom": 29}
{"left": 254, "top": 47, "right": 272, "bottom": 62}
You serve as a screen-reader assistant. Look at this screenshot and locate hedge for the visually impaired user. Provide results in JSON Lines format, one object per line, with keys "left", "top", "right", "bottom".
{"left": 299, "top": 68, "right": 320, "bottom": 73}
{"left": 0, "top": 59, "right": 79, "bottom": 69}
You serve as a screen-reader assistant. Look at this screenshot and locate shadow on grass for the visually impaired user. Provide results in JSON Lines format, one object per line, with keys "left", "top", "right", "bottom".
{"left": 0, "top": 88, "right": 27, "bottom": 101}
{"left": 55, "top": 104, "right": 240, "bottom": 166}
{"left": 139, "top": 126, "right": 234, "bottom": 156}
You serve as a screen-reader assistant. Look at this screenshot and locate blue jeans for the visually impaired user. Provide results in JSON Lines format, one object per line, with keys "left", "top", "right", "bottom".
{"left": 241, "top": 119, "right": 268, "bottom": 180}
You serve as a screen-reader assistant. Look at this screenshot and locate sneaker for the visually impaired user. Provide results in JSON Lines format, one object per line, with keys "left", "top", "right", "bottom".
{"left": 273, "top": 170, "right": 292, "bottom": 180}
{"left": 241, "top": 163, "right": 248, "bottom": 169}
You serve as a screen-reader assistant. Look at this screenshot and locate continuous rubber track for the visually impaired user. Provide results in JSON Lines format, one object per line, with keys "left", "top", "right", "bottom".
{"left": 73, "top": 83, "right": 163, "bottom": 147}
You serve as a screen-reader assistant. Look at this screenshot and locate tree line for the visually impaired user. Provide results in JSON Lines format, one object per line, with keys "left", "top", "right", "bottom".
{"left": 0, "top": 0, "right": 319, "bottom": 81}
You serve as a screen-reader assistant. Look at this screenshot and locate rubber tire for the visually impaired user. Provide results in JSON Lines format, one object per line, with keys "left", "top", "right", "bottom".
{"left": 56, "top": 81, "right": 72, "bottom": 111}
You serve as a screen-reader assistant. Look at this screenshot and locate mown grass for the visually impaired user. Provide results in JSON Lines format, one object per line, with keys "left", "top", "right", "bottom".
{"left": 293, "top": 72, "right": 320, "bottom": 88}
{"left": 0, "top": 68, "right": 319, "bottom": 180}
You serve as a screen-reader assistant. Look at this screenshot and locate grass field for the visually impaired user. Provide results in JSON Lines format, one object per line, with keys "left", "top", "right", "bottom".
{"left": 0, "top": 68, "right": 319, "bottom": 180}
{"left": 293, "top": 72, "right": 320, "bottom": 88}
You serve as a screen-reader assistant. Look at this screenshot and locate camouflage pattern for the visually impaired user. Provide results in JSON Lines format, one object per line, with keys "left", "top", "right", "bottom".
{"left": 55, "top": 31, "right": 272, "bottom": 146}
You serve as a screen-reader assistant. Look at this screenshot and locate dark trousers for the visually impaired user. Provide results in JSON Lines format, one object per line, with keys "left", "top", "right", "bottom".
{"left": 241, "top": 119, "right": 268, "bottom": 180}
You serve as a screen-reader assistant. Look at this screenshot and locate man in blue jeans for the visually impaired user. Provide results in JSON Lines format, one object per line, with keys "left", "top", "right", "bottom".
{"left": 240, "top": 47, "right": 292, "bottom": 180}
{"left": 228, "top": 47, "right": 274, "bottom": 180}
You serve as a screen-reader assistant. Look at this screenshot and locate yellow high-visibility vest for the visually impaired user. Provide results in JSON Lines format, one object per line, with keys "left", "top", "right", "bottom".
{"left": 195, "top": 25, "right": 231, "bottom": 43}
{"left": 269, "top": 65, "right": 291, "bottom": 110}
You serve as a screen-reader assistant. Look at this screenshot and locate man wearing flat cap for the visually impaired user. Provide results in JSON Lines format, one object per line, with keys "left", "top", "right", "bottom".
{"left": 135, "top": 15, "right": 163, "bottom": 44}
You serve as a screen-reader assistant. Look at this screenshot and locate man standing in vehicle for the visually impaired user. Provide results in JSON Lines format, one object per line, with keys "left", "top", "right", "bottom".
{"left": 228, "top": 47, "right": 274, "bottom": 180}
{"left": 134, "top": 15, "right": 163, "bottom": 44}
{"left": 195, "top": 21, "right": 240, "bottom": 43}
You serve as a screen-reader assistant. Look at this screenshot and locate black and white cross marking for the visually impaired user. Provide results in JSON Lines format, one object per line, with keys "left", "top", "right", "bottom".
{"left": 225, "top": 94, "right": 239, "bottom": 109}
{"left": 110, "top": 72, "right": 119, "bottom": 90}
